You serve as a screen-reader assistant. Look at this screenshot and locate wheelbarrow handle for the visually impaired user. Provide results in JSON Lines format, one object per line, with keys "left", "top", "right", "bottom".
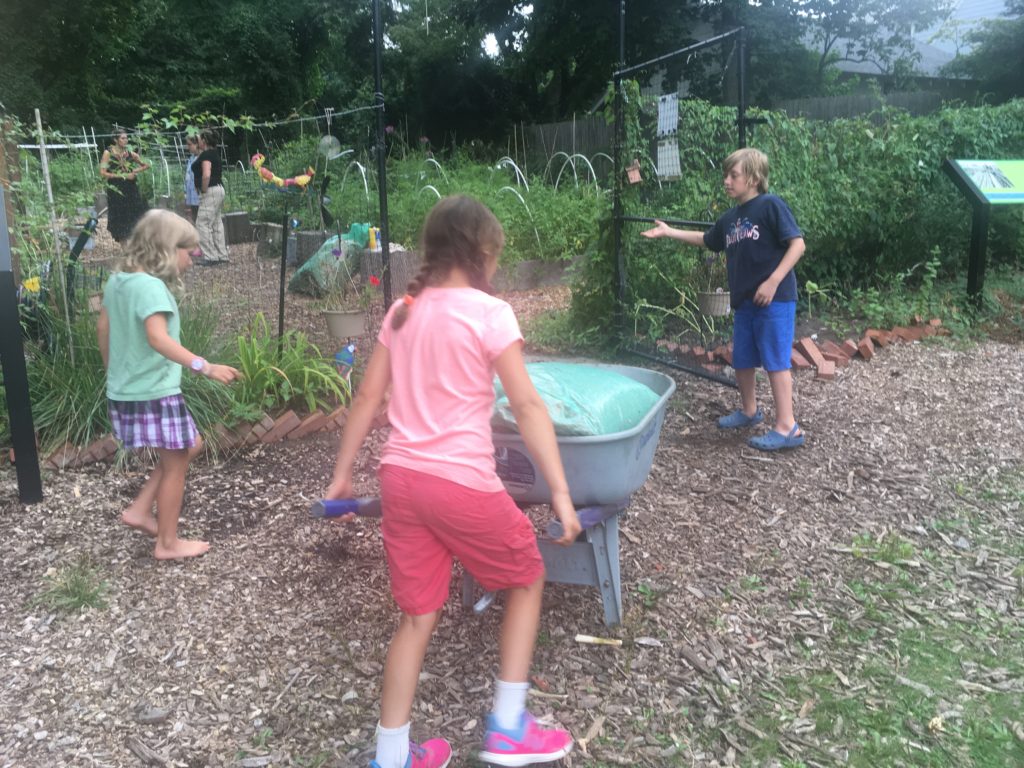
{"left": 309, "top": 497, "right": 382, "bottom": 518}
{"left": 545, "top": 501, "right": 628, "bottom": 540}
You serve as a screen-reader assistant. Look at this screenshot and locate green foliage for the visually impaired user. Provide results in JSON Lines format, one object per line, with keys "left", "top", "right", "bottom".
{"left": 32, "top": 558, "right": 108, "bottom": 613}
{"left": 270, "top": 145, "right": 608, "bottom": 265}
{"left": 178, "top": 301, "right": 248, "bottom": 440}
{"left": 799, "top": 0, "right": 953, "bottom": 83}
{"left": 0, "top": 0, "right": 345, "bottom": 127}
{"left": 26, "top": 310, "right": 112, "bottom": 454}
{"left": 846, "top": 249, "right": 949, "bottom": 329}
{"left": 567, "top": 98, "right": 1024, "bottom": 343}
{"left": 229, "top": 313, "right": 349, "bottom": 414}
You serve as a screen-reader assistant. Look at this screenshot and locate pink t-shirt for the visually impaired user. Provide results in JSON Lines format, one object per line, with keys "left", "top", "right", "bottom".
{"left": 378, "top": 286, "right": 523, "bottom": 492}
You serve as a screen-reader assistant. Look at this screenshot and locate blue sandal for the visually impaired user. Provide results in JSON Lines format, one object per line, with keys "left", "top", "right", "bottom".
{"left": 718, "top": 408, "right": 764, "bottom": 429}
{"left": 749, "top": 423, "right": 805, "bottom": 451}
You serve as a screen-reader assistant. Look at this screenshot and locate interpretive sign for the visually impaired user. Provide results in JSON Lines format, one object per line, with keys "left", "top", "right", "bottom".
{"left": 943, "top": 158, "right": 1024, "bottom": 299}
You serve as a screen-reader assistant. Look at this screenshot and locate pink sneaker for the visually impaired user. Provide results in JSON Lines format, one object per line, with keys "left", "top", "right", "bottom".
{"left": 369, "top": 738, "right": 452, "bottom": 768}
{"left": 479, "top": 711, "right": 574, "bottom": 766}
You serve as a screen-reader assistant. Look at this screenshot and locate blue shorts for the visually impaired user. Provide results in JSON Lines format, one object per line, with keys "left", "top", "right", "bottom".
{"left": 732, "top": 300, "right": 796, "bottom": 372}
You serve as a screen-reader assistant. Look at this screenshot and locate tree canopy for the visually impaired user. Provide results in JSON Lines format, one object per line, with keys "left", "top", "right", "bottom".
{"left": 942, "top": 0, "right": 1024, "bottom": 103}
{"left": 1, "top": 0, "right": 1010, "bottom": 144}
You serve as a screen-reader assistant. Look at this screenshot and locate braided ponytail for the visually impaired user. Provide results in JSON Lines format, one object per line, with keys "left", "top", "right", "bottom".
{"left": 390, "top": 195, "right": 504, "bottom": 330}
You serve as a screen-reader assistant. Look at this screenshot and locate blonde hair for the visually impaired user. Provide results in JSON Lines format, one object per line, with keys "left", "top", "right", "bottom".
{"left": 120, "top": 210, "right": 198, "bottom": 293}
{"left": 391, "top": 195, "right": 505, "bottom": 330}
{"left": 723, "top": 148, "right": 770, "bottom": 193}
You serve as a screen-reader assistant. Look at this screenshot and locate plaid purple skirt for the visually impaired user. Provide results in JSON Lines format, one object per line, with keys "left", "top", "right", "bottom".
{"left": 108, "top": 395, "right": 198, "bottom": 450}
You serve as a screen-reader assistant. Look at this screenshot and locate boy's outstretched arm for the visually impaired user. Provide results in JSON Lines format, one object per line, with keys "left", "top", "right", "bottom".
{"left": 753, "top": 236, "right": 806, "bottom": 307}
{"left": 494, "top": 341, "right": 580, "bottom": 546}
{"left": 640, "top": 219, "right": 707, "bottom": 248}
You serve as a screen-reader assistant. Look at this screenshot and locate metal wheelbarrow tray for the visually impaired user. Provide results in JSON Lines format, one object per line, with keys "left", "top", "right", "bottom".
{"left": 468, "top": 364, "right": 676, "bottom": 625}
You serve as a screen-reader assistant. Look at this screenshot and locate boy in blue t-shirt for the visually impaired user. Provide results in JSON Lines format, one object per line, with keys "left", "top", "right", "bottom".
{"left": 642, "top": 147, "right": 806, "bottom": 451}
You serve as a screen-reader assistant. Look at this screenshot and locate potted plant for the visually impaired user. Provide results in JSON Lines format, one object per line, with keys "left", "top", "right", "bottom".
{"left": 320, "top": 246, "right": 381, "bottom": 339}
{"left": 695, "top": 252, "right": 730, "bottom": 316}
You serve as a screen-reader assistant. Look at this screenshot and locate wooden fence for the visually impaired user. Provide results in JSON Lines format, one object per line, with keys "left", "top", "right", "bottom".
{"left": 522, "top": 115, "right": 613, "bottom": 170}
{"left": 773, "top": 91, "right": 945, "bottom": 120}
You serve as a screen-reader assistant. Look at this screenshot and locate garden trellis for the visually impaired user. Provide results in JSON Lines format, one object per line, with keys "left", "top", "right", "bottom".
{"left": 611, "top": 14, "right": 766, "bottom": 388}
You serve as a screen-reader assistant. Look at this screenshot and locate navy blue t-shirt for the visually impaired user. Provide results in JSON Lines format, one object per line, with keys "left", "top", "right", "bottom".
{"left": 703, "top": 194, "right": 802, "bottom": 309}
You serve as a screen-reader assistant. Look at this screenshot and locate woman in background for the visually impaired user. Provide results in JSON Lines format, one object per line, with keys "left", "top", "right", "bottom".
{"left": 194, "top": 129, "right": 229, "bottom": 265}
{"left": 183, "top": 135, "right": 201, "bottom": 223}
{"left": 100, "top": 130, "right": 150, "bottom": 243}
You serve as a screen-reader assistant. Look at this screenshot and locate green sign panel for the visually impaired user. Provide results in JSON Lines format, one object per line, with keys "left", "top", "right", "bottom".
{"left": 952, "top": 159, "right": 1024, "bottom": 205}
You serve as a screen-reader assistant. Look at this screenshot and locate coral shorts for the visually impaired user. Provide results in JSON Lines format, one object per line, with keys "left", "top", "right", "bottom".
{"left": 378, "top": 464, "right": 545, "bottom": 615}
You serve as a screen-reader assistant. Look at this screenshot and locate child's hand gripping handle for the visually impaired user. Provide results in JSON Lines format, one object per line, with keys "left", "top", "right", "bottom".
{"left": 545, "top": 501, "right": 628, "bottom": 540}
{"left": 310, "top": 497, "right": 382, "bottom": 519}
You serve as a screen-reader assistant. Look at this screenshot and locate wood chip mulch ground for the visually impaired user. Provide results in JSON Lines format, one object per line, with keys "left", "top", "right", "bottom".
{"left": 1, "top": 225, "right": 1021, "bottom": 767}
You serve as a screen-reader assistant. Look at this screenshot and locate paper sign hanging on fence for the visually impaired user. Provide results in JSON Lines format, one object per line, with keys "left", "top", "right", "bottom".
{"left": 657, "top": 139, "right": 681, "bottom": 181}
{"left": 657, "top": 94, "right": 679, "bottom": 138}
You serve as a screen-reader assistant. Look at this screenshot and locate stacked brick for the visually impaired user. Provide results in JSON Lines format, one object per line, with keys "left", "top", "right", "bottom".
{"left": 38, "top": 406, "right": 352, "bottom": 471}
{"left": 655, "top": 317, "right": 946, "bottom": 383}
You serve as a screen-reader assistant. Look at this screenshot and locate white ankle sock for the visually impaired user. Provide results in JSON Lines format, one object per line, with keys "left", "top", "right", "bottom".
{"left": 375, "top": 722, "right": 410, "bottom": 768}
{"left": 492, "top": 679, "right": 530, "bottom": 731}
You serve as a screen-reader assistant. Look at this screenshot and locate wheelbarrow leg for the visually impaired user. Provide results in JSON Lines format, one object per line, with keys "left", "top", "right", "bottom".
{"left": 462, "top": 570, "right": 474, "bottom": 610}
{"left": 588, "top": 516, "right": 623, "bottom": 626}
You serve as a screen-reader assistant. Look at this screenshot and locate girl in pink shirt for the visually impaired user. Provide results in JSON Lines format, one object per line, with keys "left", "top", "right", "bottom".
{"left": 327, "top": 196, "right": 580, "bottom": 768}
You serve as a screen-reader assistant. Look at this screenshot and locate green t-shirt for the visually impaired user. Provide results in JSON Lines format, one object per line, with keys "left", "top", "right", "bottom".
{"left": 102, "top": 271, "right": 182, "bottom": 401}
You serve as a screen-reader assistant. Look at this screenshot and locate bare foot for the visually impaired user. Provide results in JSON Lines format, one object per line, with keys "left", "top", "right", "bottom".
{"left": 121, "top": 507, "right": 158, "bottom": 537}
{"left": 154, "top": 539, "right": 210, "bottom": 560}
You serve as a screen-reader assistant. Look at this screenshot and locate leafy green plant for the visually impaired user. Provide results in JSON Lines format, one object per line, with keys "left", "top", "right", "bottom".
{"left": 696, "top": 252, "right": 728, "bottom": 292}
{"left": 803, "top": 280, "right": 833, "bottom": 320}
{"left": 26, "top": 309, "right": 111, "bottom": 454}
{"left": 32, "top": 558, "right": 108, "bottom": 613}
{"left": 229, "top": 313, "right": 349, "bottom": 413}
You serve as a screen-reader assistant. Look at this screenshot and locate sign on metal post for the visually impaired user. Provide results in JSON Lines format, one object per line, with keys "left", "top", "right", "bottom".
{"left": 0, "top": 186, "right": 43, "bottom": 503}
{"left": 943, "top": 159, "right": 1024, "bottom": 301}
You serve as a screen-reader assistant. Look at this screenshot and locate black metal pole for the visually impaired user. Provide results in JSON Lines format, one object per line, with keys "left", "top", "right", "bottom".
{"left": 613, "top": 0, "right": 626, "bottom": 311}
{"left": 966, "top": 204, "right": 990, "bottom": 302}
{"left": 737, "top": 27, "right": 747, "bottom": 148}
{"left": 278, "top": 212, "right": 288, "bottom": 342}
{"left": 372, "top": 0, "right": 393, "bottom": 307}
{"left": 615, "top": 28, "right": 742, "bottom": 79}
{"left": 0, "top": 187, "right": 43, "bottom": 503}
{"left": 628, "top": 347, "right": 738, "bottom": 389}
{"left": 942, "top": 159, "right": 992, "bottom": 304}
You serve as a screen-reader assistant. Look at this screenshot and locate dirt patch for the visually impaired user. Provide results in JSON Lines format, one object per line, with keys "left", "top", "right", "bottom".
{"left": 2, "top": 222, "right": 1022, "bottom": 767}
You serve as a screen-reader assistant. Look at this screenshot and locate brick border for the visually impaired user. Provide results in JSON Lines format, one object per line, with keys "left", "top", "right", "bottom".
{"left": 39, "top": 406, "right": 358, "bottom": 472}
{"left": 655, "top": 317, "right": 947, "bottom": 381}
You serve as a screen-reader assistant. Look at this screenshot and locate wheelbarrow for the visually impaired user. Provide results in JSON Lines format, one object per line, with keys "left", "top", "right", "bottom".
{"left": 314, "top": 364, "right": 676, "bottom": 626}
{"left": 487, "top": 364, "right": 676, "bottom": 625}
